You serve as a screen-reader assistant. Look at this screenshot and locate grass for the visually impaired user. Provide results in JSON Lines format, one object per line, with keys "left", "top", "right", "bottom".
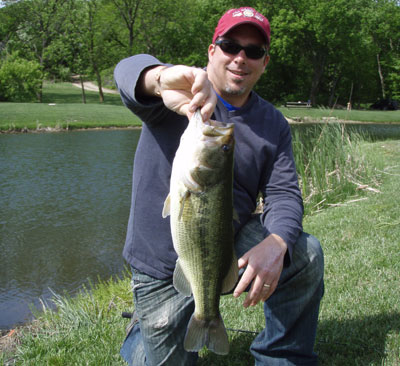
{"left": 0, "top": 103, "right": 141, "bottom": 131}
{"left": 305, "top": 141, "right": 400, "bottom": 365}
{"left": 0, "top": 82, "right": 141, "bottom": 132}
{"left": 292, "top": 123, "right": 381, "bottom": 215}
{"left": 1, "top": 82, "right": 399, "bottom": 364}
{"left": 0, "top": 81, "right": 399, "bottom": 132}
{"left": 2, "top": 139, "right": 399, "bottom": 365}
{"left": 278, "top": 106, "right": 400, "bottom": 124}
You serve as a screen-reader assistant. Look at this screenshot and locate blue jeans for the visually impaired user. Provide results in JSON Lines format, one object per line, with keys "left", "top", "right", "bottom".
{"left": 120, "top": 215, "right": 324, "bottom": 365}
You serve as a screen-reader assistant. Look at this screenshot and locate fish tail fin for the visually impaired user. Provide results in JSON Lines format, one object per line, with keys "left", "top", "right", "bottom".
{"left": 184, "top": 313, "right": 229, "bottom": 355}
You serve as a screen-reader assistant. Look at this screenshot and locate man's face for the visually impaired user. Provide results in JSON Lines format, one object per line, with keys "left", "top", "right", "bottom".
{"left": 207, "top": 24, "right": 270, "bottom": 107}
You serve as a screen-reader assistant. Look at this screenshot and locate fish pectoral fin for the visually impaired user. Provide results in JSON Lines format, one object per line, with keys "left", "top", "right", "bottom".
{"left": 184, "top": 314, "right": 229, "bottom": 355}
{"left": 221, "top": 253, "right": 239, "bottom": 294}
{"left": 173, "top": 259, "right": 192, "bottom": 296}
{"left": 178, "top": 190, "right": 190, "bottom": 220}
{"left": 162, "top": 194, "right": 171, "bottom": 218}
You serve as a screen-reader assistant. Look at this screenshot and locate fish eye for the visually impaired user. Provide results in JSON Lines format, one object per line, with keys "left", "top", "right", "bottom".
{"left": 221, "top": 144, "right": 230, "bottom": 152}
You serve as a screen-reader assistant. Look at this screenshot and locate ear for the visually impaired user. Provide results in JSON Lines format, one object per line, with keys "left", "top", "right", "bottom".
{"left": 208, "top": 43, "right": 216, "bottom": 59}
{"left": 263, "top": 55, "right": 270, "bottom": 71}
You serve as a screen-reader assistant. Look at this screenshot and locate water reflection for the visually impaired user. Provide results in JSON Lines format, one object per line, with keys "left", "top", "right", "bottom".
{"left": 0, "top": 130, "right": 140, "bottom": 329}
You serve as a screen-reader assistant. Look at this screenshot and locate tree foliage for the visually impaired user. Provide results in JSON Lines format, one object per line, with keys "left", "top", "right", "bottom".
{"left": 0, "top": 53, "right": 43, "bottom": 101}
{"left": 0, "top": 0, "right": 399, "bottom": 105}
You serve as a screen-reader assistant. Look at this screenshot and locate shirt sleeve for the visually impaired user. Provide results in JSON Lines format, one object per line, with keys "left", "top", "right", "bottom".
{"left": 113, "top": 54, "right": 169, "bottom": 125}
{"left": 261, "top": 117, "right": 304, "bottom": 265}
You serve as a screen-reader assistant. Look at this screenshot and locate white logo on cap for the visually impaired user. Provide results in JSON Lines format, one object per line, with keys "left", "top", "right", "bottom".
{"left": 232, "top": 8, "right": 264, "bottom": 22}
{"left": 242, "top": 9, "right": 255, "bottom": 17}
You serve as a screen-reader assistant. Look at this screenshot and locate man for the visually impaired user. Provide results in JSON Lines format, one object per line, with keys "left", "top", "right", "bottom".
{"left": 114, "top": 7, "right": 324, "bottom": 366}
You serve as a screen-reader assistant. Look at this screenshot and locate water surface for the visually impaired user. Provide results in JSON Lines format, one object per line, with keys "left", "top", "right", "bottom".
{"left": 0, "top": 130, "right": 139, "bottom": 330}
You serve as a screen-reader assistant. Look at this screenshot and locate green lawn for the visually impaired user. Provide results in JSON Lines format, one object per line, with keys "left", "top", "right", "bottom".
{"left": 2, "top": 140, "right": 399, "bottom": 365}
{"left": 278, "top": 106, "right": 400, "bottom": 123}
{"left": 0, "top": 102, "right": 141, "bottom": 131}
{"left": 0, "top": 82, "right": 399, "bottom": 132}
{"left": 0, "top": 82, "right": 141, "bottom": 131}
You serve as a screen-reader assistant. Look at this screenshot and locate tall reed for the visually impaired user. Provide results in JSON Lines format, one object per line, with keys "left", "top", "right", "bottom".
{"left": 292, "top": 123, "right": 380, "bottom": 215}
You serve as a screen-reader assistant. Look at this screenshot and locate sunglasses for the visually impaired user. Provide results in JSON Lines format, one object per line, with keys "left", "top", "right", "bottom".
{"left": 215, "top": 39, "right": 267, "bottom": 60}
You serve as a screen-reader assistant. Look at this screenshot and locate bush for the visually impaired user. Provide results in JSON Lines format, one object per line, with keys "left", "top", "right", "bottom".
{"left": 0, "top": 55, "right": 43, "bottom": 102}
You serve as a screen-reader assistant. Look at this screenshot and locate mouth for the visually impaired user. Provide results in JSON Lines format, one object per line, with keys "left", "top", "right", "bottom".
{"left": 228, "top": 68, "right": 249, "bottom": 80}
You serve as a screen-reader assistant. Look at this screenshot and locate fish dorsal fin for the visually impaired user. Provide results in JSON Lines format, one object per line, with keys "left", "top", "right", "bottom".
{"left": 173, "top": 259, "right": 192, "bottom": 296}
{"left": 221, "top": 252, "right": 239, "bottom": 294}
{"left": 162, "top": 194, "right": 171, "bottom": 218}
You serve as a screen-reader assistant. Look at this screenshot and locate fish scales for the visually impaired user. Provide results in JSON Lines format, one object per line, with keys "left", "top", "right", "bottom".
{"left": 162, "top": 110, "right": 238, "bottom": 355}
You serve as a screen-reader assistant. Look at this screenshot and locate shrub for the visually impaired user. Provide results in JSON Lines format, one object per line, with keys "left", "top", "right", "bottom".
{"left": 0, "top": 55, "right": 43, "bottom": 102}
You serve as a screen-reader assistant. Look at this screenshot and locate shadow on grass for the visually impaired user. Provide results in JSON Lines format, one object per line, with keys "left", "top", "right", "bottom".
{"left": 199, "top": 311, "right": 400, "bottom": 365}
{"left": 316, "top": 311, "right": 400, "bottom": 365}
{"left": 198, "top": 332, "right": 254, "bottom": 366}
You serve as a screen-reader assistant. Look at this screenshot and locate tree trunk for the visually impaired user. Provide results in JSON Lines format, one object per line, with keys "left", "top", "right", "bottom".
{"left": 80, "top": 75, "right": 87, "bottom": 104}
{"left": 348, "top": 81, "right": 354, "bottom": 106}
{"left": 94, "top": 68, "right": 104, "bottom": 103}
{"left": 376, "top": 53, "right": 386, "bottom": 99}
{"left": 37, "top": 79, "right": 43, "bottom": 103}
{"left": 309, "top": 54, "right": 326, "bottom": 106}
{"left": 328, "top": 73, "right": 341, "bottom": 108}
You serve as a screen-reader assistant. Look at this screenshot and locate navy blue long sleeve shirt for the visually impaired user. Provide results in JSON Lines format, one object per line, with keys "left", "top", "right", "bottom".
{"left": 114, "top": 54, "right": 303, "bottom": 279}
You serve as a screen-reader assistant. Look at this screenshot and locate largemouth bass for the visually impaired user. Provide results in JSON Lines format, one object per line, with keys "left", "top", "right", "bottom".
{"left": 162, "top": 110, "right": 238, "bottom": 355}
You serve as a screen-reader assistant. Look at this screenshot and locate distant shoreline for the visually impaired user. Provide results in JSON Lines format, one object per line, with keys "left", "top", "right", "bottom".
{"left": 2, "top": 119, "right": 400, "bottom": 135}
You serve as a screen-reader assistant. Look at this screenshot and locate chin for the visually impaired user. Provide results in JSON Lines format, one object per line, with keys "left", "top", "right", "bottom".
{"left": 224, "top": 84, "right": 247, "bottom": 96}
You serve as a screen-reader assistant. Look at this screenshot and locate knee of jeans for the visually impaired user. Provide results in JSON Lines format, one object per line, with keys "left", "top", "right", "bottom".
{"left": 303, "top": 233, "right": 324, "bottom": 281}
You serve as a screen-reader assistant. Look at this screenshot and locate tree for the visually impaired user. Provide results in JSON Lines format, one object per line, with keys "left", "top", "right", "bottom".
{"left": 0, "top": 53, "right": 43, "bottom": 101}
{"left": 3, "top": 0, "right": 72, "bottom": 101}
{"left": 363, "top": 0, "right": 400, "bottom": 100}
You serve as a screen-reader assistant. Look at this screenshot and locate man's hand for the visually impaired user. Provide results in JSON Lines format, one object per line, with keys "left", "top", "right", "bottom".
{"left": 144, "top": 65, "right": 217, "bottom": 121}
{"left": 233, "top": 234, "right": 287, "bottom": 308}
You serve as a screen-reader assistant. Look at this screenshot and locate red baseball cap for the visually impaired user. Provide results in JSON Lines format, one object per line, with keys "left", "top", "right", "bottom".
{"left": 212, "top": 7, "right": 271, "bottom": 45}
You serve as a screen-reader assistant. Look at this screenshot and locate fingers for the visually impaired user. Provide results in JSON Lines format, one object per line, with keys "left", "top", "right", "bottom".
{"left": 158, "top": 65, "right": 216, "bottom": 120}
{"left": 188, "top": 68, "right": 216, "bottom": 121}
{"left": 232, "top": 236, "right": 286, "bottom": 308}
{"left": 233, "top": 264, "right": 276, "bottom": 308}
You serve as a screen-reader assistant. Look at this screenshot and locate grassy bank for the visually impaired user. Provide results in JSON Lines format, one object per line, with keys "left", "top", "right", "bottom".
{"left": 1, "top": 82, "right": 399, "bottom": 132}
{"left": 0, "top": 82, "right": 141, "bottom": 132}
{"left": 292, "top": 123, "right": 381, "bottom": 215}
{"left": 279, "top": 106, "right": 400, "bottom": 124}
{"left": 0, "top": 102, "right": 141, "bottom": 131}
{"left": 2, "top": 139, "right": 399, "bottom": 365}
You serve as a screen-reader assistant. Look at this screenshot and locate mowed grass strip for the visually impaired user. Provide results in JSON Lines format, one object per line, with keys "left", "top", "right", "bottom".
{"left": 0, "top": 102, "right": 141, "bottom": 131}
{"left": 279, "top": 106, "right": 400, "bottom": 124}
{"left": 0, "top": 82, "right": 140, "bottom": 131}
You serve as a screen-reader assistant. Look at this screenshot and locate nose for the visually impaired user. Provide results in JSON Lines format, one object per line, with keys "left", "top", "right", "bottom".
{"left": 234, "top": 49, "right": 247, "bottom": 63}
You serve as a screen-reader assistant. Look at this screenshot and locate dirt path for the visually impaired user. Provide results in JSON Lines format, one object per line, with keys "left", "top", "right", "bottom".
{"left": 72, "top": 81, "right": 119, "bottom": 95}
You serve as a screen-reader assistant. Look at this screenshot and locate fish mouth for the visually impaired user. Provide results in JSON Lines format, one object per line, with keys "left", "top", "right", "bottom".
{"left": 201, "top": 119, "right": 234, "bottom": 138}
{"left": 191, "top": 110, "right": 234, "bottom": 146}
{"left": 179, "top": 111, "right": 234, "bottom": 192}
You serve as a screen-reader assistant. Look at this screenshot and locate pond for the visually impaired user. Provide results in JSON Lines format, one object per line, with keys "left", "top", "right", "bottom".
{"left": 1, "top": 123, "right": 399, "bottom": 330}
{"left": 0, "top": 130, "right": 139, "bottom": 330}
